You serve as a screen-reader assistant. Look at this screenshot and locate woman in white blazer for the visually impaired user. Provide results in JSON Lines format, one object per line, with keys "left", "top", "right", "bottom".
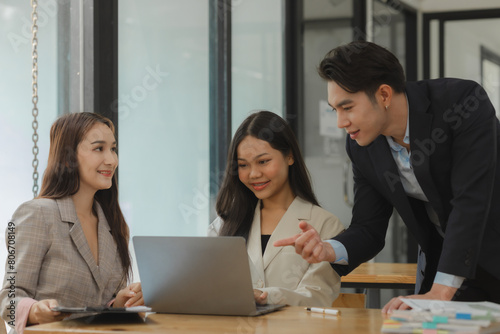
{"left": 209, "top": 111, "right": 344, "bottom": 307}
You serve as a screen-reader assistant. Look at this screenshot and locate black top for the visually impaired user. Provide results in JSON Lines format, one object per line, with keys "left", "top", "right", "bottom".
{"left": 261, "top": 234, "right": 271, "bottom": 255}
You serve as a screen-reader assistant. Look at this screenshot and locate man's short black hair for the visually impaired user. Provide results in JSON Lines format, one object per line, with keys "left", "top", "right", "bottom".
{"left": 318, "top": 41, "right": 406, "bottom": 100}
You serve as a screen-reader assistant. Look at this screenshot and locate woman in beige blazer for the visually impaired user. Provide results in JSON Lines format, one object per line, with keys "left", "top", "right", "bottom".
{"left": 0, "top": 113, "right": 143, "bottom": 334}
{"left": 209, "top": 111, "right": 344, "bottom": 307}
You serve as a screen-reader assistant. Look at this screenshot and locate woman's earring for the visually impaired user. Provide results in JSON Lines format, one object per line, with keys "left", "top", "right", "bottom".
{"left": 385, "top": 105, "right": 389, "bottom": 111}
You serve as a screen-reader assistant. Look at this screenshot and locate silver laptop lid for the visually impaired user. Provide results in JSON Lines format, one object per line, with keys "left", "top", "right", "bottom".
{"left": 133, "top": 236, "right": 259, "bottom": 316}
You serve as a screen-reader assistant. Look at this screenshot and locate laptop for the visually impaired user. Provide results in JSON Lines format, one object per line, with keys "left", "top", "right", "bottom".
{"left": 133, "top": 236, "right": 286, "bottom": 316}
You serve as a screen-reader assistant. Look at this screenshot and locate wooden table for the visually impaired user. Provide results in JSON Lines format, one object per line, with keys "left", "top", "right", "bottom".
{"left": 341, "top": 262, "right": 417, "bottom": 289}
{"left": 341, "top": 262, "right": 417, "bottom": 308}
{"left": 25, "top": 307, "right": 386, "bottom": 334}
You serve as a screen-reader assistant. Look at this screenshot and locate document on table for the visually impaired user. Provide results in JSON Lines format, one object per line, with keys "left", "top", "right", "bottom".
{"left": 400, "top": 299, "right": 500, "bottom": 317}
{"left": 382, "top": 300, "right": 500, "bottom": 333}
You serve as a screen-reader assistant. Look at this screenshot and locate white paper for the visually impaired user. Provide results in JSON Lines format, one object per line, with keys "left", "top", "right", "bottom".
{"left": 400, "top": 299, "right": 500, "bottom": 316}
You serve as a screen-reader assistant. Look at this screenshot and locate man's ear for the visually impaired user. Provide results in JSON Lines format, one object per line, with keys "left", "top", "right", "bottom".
{"left": 377, "top": 84, "right": 393, "bottom": 108}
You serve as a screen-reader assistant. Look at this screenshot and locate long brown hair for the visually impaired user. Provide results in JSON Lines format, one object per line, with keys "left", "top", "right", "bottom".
{"left": 39, "top": 112, "right": 131, "bottom": 279}
{"left": 216, "top": 111, "right": 318, "bottom": 240}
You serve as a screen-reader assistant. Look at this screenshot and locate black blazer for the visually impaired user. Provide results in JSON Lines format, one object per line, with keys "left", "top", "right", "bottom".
{"left": 332, "top": 78, "right": 500, "bottom": 293}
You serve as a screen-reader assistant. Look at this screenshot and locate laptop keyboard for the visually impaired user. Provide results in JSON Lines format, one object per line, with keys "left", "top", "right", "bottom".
{"left": 255, "top": 304, "right": 286, "bottom": 315}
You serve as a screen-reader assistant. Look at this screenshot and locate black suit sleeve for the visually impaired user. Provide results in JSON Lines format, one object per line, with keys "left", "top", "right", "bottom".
{"left": 330, "top": 136, "right": 393, "bottom": 276}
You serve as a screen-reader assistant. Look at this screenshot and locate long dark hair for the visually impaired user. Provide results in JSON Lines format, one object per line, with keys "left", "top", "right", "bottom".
{"left": 39, "top": 112, "right": 131, "bottom": 279}
{"left": 216, "top": 111, "right": 318, "bottom": 240}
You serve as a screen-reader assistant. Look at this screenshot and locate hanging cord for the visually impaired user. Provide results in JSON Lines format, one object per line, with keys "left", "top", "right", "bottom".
{"left": 31, "top": 0, "right": 40, "bottom": 198}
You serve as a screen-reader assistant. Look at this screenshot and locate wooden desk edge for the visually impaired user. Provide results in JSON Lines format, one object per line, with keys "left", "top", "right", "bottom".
{"left": 341, "top": 262, "right": 417, "bottom": 285}
{"left": 24, "top": 307, "right": 386, "bottom": 334}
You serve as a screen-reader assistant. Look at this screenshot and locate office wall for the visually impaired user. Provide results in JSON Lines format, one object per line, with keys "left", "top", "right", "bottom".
{"left": 444, "top": 19, "right": 500, "bottom": 96}
{"left": 428, "top": 18, "right": 500, "bottom": 115}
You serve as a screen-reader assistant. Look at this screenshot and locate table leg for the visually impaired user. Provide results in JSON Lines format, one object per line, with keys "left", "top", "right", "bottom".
{"left": 365, "top": 288, "right": 381, "bottom": 309}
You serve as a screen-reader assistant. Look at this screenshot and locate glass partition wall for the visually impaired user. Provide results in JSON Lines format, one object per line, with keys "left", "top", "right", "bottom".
{"left": 0, "top": 0, "right": 58, "bottom": 222}
{"left": 425, "top": 11, "right": 500, "bottom": 121}
{"left": 302, "top": 0, "right": 354, "bottom": 229}
{"left": 118, "top": 0, "right": 285, "bottom": 237}
{"left": 118, "top": 0, "right": 285, "bottom": 280}
{"left": 231, "top": 0, "right": 284, "bottom": 133}
{"left": 0, "top": 0, "right": 86, "bottom": 299}
{"left": 444, "top": 19, "right": 500, "bottom": 116}
{"left": 118, "top": 1, "right": 210, "bottom": 239}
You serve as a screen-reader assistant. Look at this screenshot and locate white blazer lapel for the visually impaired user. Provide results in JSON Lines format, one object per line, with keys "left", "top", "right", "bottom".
{"left": 263, "top": 197, "right": 312, "bottom": 270}
{"left": 247, "top": 201, "right": 265, "bottom": 283}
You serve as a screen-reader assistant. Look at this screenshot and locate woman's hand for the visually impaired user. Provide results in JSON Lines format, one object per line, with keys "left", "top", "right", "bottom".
{"left": 28, "top": 299, "right": 70, "bottom": 325}
{"left": 113, "top": 282, "right": 144, "bottom": 308}
{"left": 254, "top": 289, "right": 268, "bottom": 305}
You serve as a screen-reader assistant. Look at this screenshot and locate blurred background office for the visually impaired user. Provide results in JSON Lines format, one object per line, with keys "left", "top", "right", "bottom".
{"left": 1, "top": 0, "right": 499, "bottom": 305}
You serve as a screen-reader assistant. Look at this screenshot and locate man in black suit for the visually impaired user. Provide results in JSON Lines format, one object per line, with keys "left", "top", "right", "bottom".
{"left": 275, "top": 41, "right": 500, "bottom": 312}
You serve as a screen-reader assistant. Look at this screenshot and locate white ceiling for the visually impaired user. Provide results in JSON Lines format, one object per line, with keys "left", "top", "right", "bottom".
{"left": 402, "top": 0, "right": 500, "bottom": 12}
{"left": 303, "top": 1, "right": 500, "bottom": 20}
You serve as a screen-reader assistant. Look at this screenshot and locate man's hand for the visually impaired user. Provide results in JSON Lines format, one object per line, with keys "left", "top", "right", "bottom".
{"left": 273, "top": 221, "right": 336, "bottom": 263}
{"left": 382, "top": 283, "right": 458, "bottom": 314}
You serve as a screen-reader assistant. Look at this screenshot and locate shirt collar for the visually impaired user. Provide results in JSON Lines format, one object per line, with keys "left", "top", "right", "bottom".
{"left": 386, "top": 94, "right": 410, "bottom": 150}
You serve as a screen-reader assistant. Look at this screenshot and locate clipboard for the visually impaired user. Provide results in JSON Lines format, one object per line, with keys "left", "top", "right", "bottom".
{"left": 51, "top": 305, "right": 152, "bottom": 313}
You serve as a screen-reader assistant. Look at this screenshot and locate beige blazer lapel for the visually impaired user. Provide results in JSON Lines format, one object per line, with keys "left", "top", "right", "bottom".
{"left": 57, "top": 197, "right": 105, "bottom": 291}
{"left": 263, "top": 197, "right": 312, "bottom": 270}
{"left": 247, "top": 201, "right": 265, "bottom": 282}
{"left": 95, "top": 201, "right": 120, "bottom": 291}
